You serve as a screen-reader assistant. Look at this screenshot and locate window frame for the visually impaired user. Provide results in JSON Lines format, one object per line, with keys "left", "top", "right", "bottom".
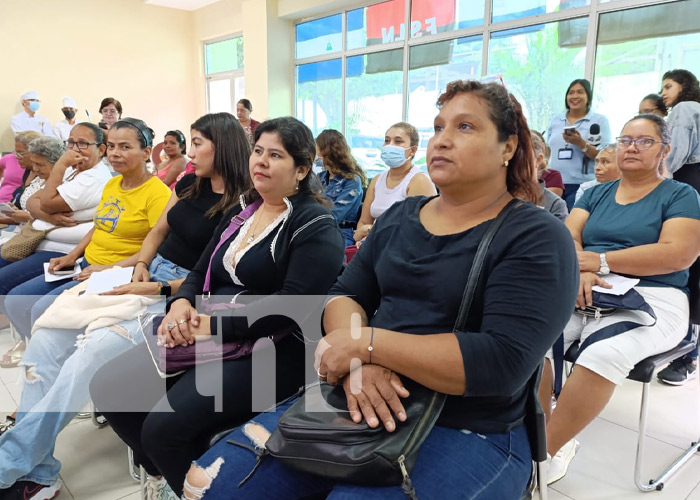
{"left": 204, "top": 33, "right": 245, "bottom": 114}
{"left": 293, "top": 0, "right": 685, "bottom": 135}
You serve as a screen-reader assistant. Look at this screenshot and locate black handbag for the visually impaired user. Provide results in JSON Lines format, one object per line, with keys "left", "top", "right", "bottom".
{"left": 260, "top": 199, "right": 521, "bottom": 499}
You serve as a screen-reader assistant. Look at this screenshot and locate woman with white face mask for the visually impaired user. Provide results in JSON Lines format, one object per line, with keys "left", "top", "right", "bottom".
{"left": 353, "top": 122, "right": 435, "bottom": 244}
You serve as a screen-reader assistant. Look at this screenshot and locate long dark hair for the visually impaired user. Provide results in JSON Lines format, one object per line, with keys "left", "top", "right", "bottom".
{"left": 251, "top": 117, "right": 330, "bottom": 207}
{"left": 564, "top": 79, "right": 593, "bottom": 113}
{"left": 436, "top": 80, "right": 539, "bottom": 204}
{"left": 662, "top": 69, "right": 700, "bottom": 106}
{"left": 641, "top": 93, "right": 667, "bottom": 117}
{"left": 316, "top": 129, "right": 367, "bottom": 187}
{"left": 181, "top": 113, "right": 251, "bottom": 217}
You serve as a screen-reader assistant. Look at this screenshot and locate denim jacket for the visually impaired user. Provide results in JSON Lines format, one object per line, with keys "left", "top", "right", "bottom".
{"left": 319, "top": 170, "right": 363, "bottom": 246}
{"left": 666, "top": 101, "right": 700, "bottom": 174}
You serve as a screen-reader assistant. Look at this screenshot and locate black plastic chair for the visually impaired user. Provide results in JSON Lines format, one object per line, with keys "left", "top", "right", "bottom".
{"left": 563, "top": 263, "right": 700, "bottom": 492}
{"left": 521, "top": 363, "right": 548, "bottom": 500}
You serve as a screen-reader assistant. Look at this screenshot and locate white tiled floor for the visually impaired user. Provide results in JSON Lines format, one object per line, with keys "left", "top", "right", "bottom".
{"left": 1, "top": 329, "right": 699, "bottom": 499}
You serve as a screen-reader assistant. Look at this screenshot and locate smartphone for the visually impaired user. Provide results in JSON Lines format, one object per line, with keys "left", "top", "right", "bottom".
{"left": 51, "top": 266, "right": 77, "bottom": 276}
{"left": 564, "top": 126, "right": 577, "bottom": 136}
{"left": 98, "top": 121, "right": 108, "bottom": 130}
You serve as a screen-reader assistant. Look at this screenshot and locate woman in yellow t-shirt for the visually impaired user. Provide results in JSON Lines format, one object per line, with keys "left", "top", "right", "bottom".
{"left": 4, "top": 118, "right": 171, "bottom": 342}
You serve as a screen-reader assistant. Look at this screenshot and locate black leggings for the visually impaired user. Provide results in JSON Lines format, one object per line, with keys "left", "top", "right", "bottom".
{"left": 89, "top": 335, "right": 308, "bottom": 496}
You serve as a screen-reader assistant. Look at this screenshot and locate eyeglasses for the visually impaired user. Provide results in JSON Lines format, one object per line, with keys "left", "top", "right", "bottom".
{"left": 14, "top": 151, "right": 26, "bottom": 158}
{"left": 615, "top": 137, "right": 666, "bottom": 151}
{"left": 101, "top": 109, "right": 118, "bottom": 115}
{"left": 65, "top": 140, "right": 98, "bottom": 150}
{"left": 639, "top": 108, "right": 658, "bottom": 114}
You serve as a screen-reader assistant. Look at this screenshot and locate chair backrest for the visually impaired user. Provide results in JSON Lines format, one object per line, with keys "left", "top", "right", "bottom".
{"left": 688, "top": 259, "right": 700, "bottom": 325}
{"left": 523, "top": 363, "right": 547, "bottom": 462}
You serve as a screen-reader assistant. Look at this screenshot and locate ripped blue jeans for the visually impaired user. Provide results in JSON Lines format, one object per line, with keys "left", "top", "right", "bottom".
{"left": 0, "top": 254, "right": 188, "bottom": 488}
{"left": 188, "top": 399, "right": 532, "bottom": 500}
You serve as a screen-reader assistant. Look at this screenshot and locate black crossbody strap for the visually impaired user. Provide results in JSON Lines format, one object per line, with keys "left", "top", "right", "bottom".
{"left": 454, "top": 198, "right": 521, "bottom": 332}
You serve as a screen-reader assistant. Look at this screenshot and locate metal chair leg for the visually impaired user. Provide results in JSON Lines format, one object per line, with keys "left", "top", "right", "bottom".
{"left": 634, "top": 382, "right": 700, "bottom": 491}
{"left": 537, "top": 460, "right": 548, "bottom": 500}
{"left": 127, "top": 446, "right": 141, "bottom": 482}
{"left": 140, "top": 465, "right": 146, "bottom": 500}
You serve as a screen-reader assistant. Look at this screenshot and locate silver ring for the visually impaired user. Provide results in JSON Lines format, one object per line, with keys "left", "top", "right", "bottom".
{"left": 166, "top": 322, "right": 177, "bottom": 331}
{"left": 178, "top": 318, "right": 187, "bottom": 325}
{"left": 317, "top": 368, "right": 327, "bottom": 380}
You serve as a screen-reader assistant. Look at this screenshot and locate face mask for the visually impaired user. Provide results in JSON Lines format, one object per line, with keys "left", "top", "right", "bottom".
{"left": 62, "top": 109, "right": 76, "bottom": 120}
{"left": 28, "top": 101, "right": 40, "bottom": 112}
{"left": 381, "top": 144, "right": 411, "bottom": 168}
{"left": 313, "top": 157, "right": 324, "bottom": 174}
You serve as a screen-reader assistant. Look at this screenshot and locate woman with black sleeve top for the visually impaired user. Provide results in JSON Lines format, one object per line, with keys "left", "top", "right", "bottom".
{"left": 90, "top": 117, "right": 345, "bottom": 498}
{"left": 182, "top": 81, "right": 579, "bottom": 500}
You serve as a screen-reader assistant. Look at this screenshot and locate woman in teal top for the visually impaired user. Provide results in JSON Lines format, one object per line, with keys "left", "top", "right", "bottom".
{"left": 546, "top": 79, "right": 611, "bottom": 210}
{"left": 542, "top": 113, "right": 700, "bottom": 484}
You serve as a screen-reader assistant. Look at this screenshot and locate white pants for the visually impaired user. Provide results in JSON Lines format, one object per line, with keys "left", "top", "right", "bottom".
{"left": 548, "top": 286, "right": 689, "bottom": 385}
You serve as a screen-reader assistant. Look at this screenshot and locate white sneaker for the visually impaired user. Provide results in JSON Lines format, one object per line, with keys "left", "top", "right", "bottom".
{"left": 143, "top": 475, "right": 179, "bottom": 500}
{"left": 546, "top": 438, "right": 580, "bottom": 485}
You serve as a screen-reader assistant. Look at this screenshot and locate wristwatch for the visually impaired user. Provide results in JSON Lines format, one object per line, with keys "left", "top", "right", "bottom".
{"left": 158, "top": 281, "right": 171, "bottom": 297}
{"left": 599, "top": 253, "right": 610, "bottom": 275}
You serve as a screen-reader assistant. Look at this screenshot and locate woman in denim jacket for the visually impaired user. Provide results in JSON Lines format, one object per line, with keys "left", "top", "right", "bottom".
{"left": 316, "top": 129, "right": 366, "bottom": 246}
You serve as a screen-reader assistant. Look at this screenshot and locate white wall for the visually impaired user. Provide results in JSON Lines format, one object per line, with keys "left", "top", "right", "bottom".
{"left": 0, "top": 0, "right": 197, "bottom": 151}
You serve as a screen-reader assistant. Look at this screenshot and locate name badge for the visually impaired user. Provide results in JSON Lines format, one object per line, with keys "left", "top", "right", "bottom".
{"left": 558, "top": 148, "right": 573, "bottom": 160}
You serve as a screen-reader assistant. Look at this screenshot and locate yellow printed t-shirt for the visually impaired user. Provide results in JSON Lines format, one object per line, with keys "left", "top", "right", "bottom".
{"left": 85, "top": 176, "right": 171, "bottom": 265}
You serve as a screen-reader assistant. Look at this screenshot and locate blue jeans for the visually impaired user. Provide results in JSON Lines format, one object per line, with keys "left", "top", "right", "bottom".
{"left": 0, "top": 251, "right": 64, "bottom": 312}
{"left": 0, "top": 255, "right": 189, "bottom": 488}
{"left": 4, "top": 259, "right": 89, "bottom": 341}
{"left": 192, "top": 400, "right": 532, "bottom": 500}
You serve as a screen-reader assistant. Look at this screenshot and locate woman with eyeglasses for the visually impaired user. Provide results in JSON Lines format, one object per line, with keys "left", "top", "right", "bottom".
{"left": 638, "top": 93, "right": 667, "bottom": 118}
{"left": 0, "top": 131, "right": 42, "bottom": 208}
{"left": 0, "top": 126, "right": 113, "bottom": 366}
{"left": 540, "top": 114, "right": 700, "bottom": 485}
{"left": 98, "top": 97, "right": 122, "bottom": 130}
{"left": 1, "top": 119, "right": 171, "bottom": 368}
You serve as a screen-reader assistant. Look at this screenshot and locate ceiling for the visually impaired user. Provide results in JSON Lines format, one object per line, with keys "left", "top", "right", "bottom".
{"left": 144, "top": 0, "right": 223, "bottom": 11}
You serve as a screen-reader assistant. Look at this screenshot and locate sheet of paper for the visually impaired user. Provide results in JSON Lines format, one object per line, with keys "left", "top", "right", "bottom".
{"left": 592, "top": 273, "right": 639, "bottom": 296}
{"left": 43, "top": 262, "right": 82, "bottom": 282}
{"left": 0, "top": 202, "right": 15, "bottom": 214}
{"left": 85, "top": 266, "right": 134, "bottom": 294}
{"left": 0, "top": 229, "right": 19, "bottom": 246}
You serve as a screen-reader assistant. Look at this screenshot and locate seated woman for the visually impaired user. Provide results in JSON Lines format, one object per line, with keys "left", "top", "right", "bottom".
{"left": 90, "top": 117, "right": 345, "bottom": 498}
{"left": 531, "top": 130, "right": 568, "bottom": 220}
{"left": 0, "top": 132, "right": 43, "bottom": 227}
{"left": 531, "top": 131, "right": 565, "bottom": 198}
{"left": 0, "top": 132, "right": 42, "bottom": 204}
{"left": 2, "top": 118, "right": 171, "bottom": 354}
{"left": 0, "top": 136, "right": 65, "bottom": 244}
{"left": 316, "top": 129, "right": 366, "bottom": 246}
{"left": 353, "top": 122, "right": 436, "bottom": 244}
{"left": 181, "top": 80, "right": 579, "bottom": 500}
{"left": 541, "top": 114, "right": 700, "bottom": 484}
{"left": 575, "top": 143, "right": 621, "bottom": 202}
{"left": 0, "top": 112, "right": 251, "bottom": 500}
{"left": 155, "top": 130, "right": 188, "bottom": 188}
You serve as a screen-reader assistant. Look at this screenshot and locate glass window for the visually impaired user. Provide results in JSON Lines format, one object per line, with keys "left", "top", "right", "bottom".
{"left": 346, "top": 49, "right": 404, "bottom": 178}
{"left": 296, "top": 59, "right": 343, "bottom": 138}
{"left": 205, "top": 37, "right": 243, "bottom": 75}
{"left": 593, "top": 0, "right": 700, "bottom": 135}
{"left": 347, "top": 0, "right": 406, "bottom": 50}
{"left": 407, "top": 36, "right": 483, "bottom": 171}
{"left": 410, "top": 0, "right": 485, "bottom": 38}
{"left": 296, "top": 14, "right": 342, "bottom": 59}
{"left": 488, "top": 18, "right": 588, "bottom": 132}
{"left": 492, "top": 0, "right": 591, "bottom": 24}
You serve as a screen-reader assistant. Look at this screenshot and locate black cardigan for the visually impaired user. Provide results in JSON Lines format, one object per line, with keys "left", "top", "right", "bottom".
{"left": 169, "top": 193, "right": 345, "bottom": 342}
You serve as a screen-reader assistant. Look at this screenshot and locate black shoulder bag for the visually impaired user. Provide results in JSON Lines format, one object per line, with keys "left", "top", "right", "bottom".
{"left": 260, "top": 199, "right": 521, "bottom": 499}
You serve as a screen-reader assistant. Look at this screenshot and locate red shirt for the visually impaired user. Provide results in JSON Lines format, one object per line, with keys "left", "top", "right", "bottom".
{"left": 540, "top": 168, "right": 564, "bottom": 190}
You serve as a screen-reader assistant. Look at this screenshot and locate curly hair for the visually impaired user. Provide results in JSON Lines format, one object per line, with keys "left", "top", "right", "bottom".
{"left": 27, "top": 136, "right": 65, "bottom": 164}
{"left": 662, "top": 69, "right": 700, "bottom": 105}
{"left": 436, "top": 80, "right": 539, "bottom": 204}
{"left": 316, "top": 129, "right": 367, "bottom": 187}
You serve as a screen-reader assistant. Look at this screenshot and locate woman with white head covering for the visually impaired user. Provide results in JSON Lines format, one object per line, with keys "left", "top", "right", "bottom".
{"left": 10, "top": 91, "right": 53, "bottom": 136}
{"left": 52, "top": 97, "right": 78, "bottom": 142}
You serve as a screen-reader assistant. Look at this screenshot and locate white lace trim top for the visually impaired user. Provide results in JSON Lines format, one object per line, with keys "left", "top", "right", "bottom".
{"left": 222, "top": 199, "right": 291, "bottom": 286}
